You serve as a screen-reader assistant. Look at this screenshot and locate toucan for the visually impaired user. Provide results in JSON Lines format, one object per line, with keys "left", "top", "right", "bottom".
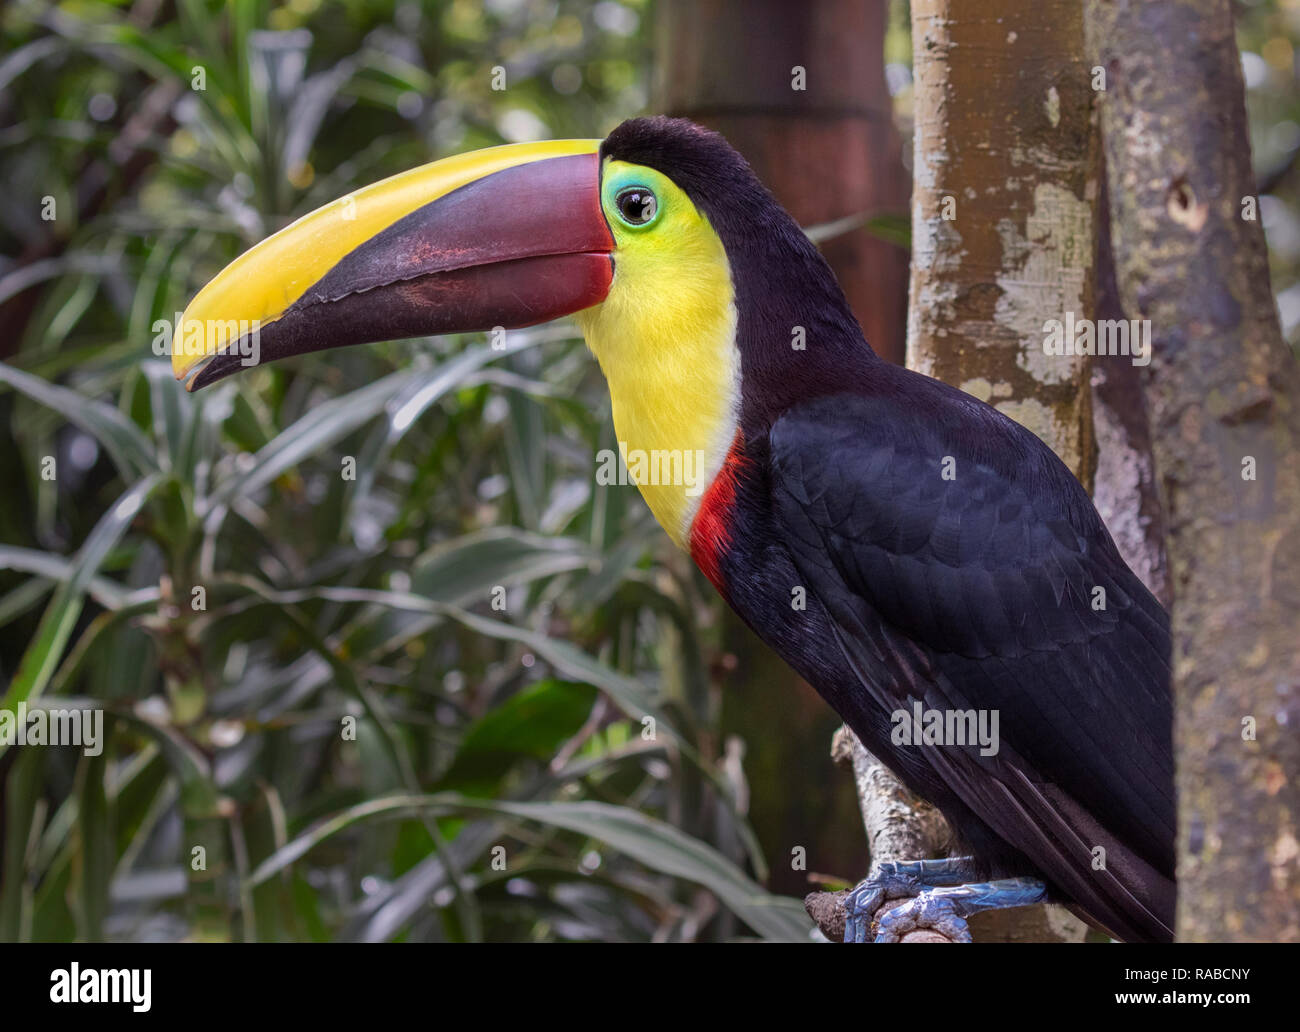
{"left": 174, "top": 116, "right": 1175, "bottom": 943}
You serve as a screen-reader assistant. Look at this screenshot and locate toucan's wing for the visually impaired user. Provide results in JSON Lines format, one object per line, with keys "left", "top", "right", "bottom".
{"left": 768, "top": 386, "right": 1175, "bottom": 942}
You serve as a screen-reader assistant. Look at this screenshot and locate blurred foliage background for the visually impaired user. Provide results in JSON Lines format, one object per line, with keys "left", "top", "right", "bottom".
{"left": 0, "top": 0, "right": 818, "bottom": 944}
{"left": 1239, "top": 0, "right": 1300, "bottom": 348}
{"left": 0, "top": 0, "right": 1296, "bottom": 943}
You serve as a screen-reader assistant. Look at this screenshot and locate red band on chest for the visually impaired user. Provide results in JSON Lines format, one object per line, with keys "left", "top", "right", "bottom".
{"left": 689, "top": 431, "right": 747, "bottom": 596}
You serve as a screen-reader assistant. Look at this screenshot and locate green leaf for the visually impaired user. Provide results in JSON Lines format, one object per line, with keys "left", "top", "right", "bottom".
{"left": 209, "top": 337, "right": 553, "bottom": 516}
{"left": 246, "top": 793, "right": 812, "bottom": 942}
{"left": 410, "top": 527, "right": 592, "bottom": 605}
{"left": 341, "top": 330, "right": 558, "bottom": 530}
{"left": 205, "top": 369, "right": 417, "bottom": 511}
{"left": 441, "top": 607, "right": 681, "bottom": 742}
{"left": 0, "top": 578, "right": 55, "bottom": 632}
{"left": 803, "top": 209, "right": 911, "bottom": 248}
{"left": 141, "top": 360, "right": 192, "bottom": 476}
{"left": 108, "top": 709, "right": 217, "bottom": 817}
{"left": 479, "top": 798, "right": 812, "bottom": 942}
{"left": 75, "top": 745, "right": 112, "bottom": 941}
{"left": 207, "top": 578, "right": 681, "bottom": 743}
{"left": 0, "top": 747, "right": 48, "bottom": 941}
{"left": 0, "top": 474, "right": 163, "bottom": 721}
{"left": 438, "top": 679, "right": 597, "bottom": 795}
{"left": 0, "top": 545, "right": 137, "bottom": 611}
{"left": 0, "top": 362, "right": 157, "bottom": 480}
{"left": 0, "top": 36, "right": 65, "bottom": 93}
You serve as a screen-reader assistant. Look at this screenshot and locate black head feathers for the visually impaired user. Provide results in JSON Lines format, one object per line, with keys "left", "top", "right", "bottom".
{"left": 602, "top": 116, "right": 876, "bottom": 428}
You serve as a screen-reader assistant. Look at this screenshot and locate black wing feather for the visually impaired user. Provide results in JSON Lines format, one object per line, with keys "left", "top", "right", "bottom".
{"left": 768, "top": 388, "right": 1175, "bottom": 942}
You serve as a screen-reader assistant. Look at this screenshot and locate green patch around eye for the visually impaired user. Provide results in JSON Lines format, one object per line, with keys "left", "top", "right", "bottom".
{"left": 612, "top": 185, "right": 660, "bottom": 228}
{"left": 602, "top": 163, "right": 672, "bottom": 231}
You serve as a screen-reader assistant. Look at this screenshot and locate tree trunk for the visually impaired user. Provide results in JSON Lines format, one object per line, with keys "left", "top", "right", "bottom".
{"left": 655, "top": 0, "right": 910, "bottom": 901}
{"left": 902, "top": 0, "right": 1101, "bottom": 942}
{"left": 909, "top": 0, "right": 1097, "bottom": 483}
{"left": 655, "top": 0, "right": 910, "bottom": 364}
{"left": 1085, "top": 0, "right": 1300, "bottom": 942}
{"left": 1092, "top": 167, "right": 1170, "bottom": 604}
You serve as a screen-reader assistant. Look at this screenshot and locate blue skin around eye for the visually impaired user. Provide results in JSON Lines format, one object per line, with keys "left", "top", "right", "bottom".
{"left": 605, "top": 173, "right": 663, "bottom": 229}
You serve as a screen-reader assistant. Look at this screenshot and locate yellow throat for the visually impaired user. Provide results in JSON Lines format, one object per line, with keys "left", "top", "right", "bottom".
{"left": 575, "top": 159, "right": 741, "bottom": 549}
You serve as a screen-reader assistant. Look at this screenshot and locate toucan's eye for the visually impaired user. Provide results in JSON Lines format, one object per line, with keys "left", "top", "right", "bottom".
{"left": 614, "top": 187, "right": 658, "bottom": 226}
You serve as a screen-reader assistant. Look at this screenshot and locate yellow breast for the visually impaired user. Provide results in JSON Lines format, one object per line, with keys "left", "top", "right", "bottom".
{"left": 574, "top": 160, "right": 740, "bottom": 548}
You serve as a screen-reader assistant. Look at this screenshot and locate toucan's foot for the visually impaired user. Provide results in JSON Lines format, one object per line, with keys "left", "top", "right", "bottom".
{"left": 872, "top": 877, "right": 1049, "bottom": 943}
{"left": 873, "top": 891, "right": 974, "bottom": 942}
{"left": 842, "top": 856, "right": 979, "bottom": 943}
{"left": 843, "top": 872, "right": 922, "bottom": 943}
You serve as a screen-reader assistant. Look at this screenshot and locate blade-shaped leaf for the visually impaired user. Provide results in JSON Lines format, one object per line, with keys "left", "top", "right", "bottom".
{"left": 0, "top": 545, "right": 136, "bottom": 611}
{"left": 437, "top": 679, "right": 597, "bottom": 795}
{"left": 410, "top": 527, "right": 593, "bottom": 605}
{"left": 246, "top": 793, "right": 811, "bottom": 942}
{"left": 206, "top": 368, "right": 417, "bottom": 511}
{"left": 341, "top": 329, "right": 560, "bottom": 530}
{"left": 0, "top": 362, "right": 156, "bottom": 480}
{"left": 0, "top": 474, "right": 162, "bottom": 719}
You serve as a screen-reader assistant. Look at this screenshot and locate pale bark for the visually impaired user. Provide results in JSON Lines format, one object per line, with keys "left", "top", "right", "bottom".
{"left": 895, "top": 0, "right": 1101, "bottom": 942}
{"left": 1085, "top": 0, "right": 1300, "bottom": 942}
{"left": 806, "top": 729, "right": 1089, "bottom": 943}
{"left": 908, "top": 0, "right": 1097, "bottom": 482}
{"left": 805, "top": 729, "right": 951, "bottom": 943}
{"left": 1092, "top": 169, "right": 1170, "bottom": 604}
{"left": 833, "top": 727, "right": 949, "bottom": 866}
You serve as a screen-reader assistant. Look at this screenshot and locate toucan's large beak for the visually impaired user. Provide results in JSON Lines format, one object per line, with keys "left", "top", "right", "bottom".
{"left": 173, "top": 139, "right": 611, "bottom": 390}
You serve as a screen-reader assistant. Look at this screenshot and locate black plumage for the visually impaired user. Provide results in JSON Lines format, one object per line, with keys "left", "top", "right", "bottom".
{"left": 604, "top": 117, "right": 1175, "bottom": 942}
